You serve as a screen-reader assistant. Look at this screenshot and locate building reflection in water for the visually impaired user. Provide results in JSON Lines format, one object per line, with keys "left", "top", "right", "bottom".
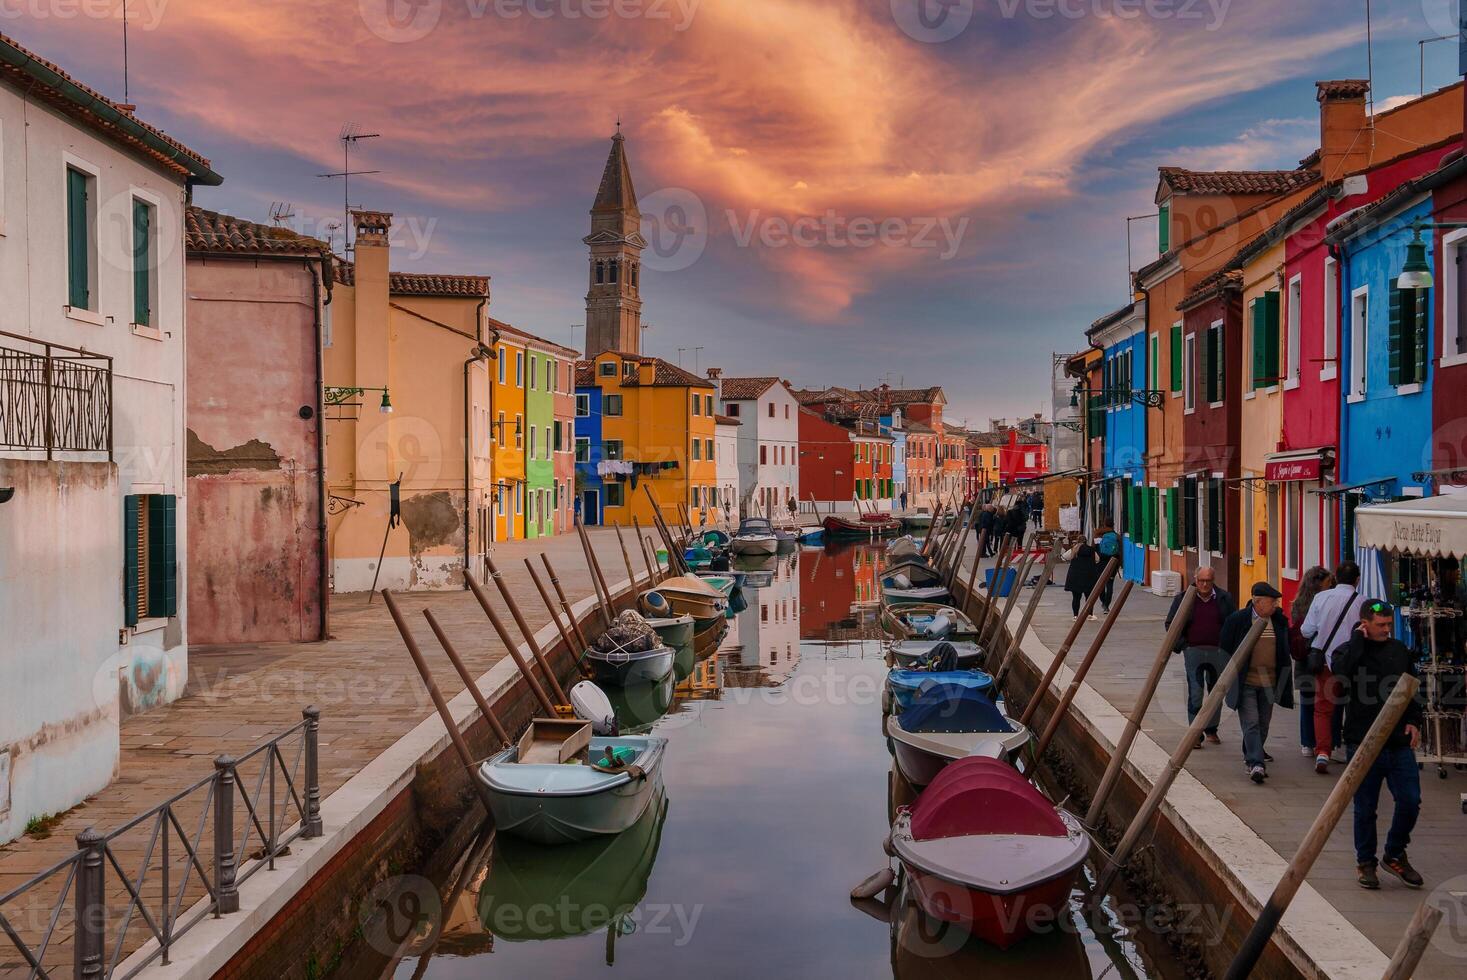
{"left": 799, "top": 541, "right": 888, "bottom": 643}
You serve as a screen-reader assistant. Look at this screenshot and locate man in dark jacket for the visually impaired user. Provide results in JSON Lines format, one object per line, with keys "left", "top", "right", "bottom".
{"left": 1220, "top": 582, "right": 1294, "bottom": 783}
{"left": 1331, "top": 600, "right": 1425, "bottom": 891}
{"left": 1164, "top": 567, "right": 1236, "bottom": 747}
{"left": 976, "top": 504, "right": 996, "bottom": 556}
{"left": 1003, "top": 501, "right": 1028, "bottom": 539}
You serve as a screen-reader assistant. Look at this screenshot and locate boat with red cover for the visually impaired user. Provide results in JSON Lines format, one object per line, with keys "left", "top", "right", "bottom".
{"left": 889, "top": 756, "right": 1089, "bottom": 949}
{"left": 823, "top": 513, "right": 902, "bottom": 539}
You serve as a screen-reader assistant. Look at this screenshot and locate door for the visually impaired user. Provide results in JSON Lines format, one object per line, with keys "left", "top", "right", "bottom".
{"left": 580, "top": 490, "right": 600, "bottom": 527}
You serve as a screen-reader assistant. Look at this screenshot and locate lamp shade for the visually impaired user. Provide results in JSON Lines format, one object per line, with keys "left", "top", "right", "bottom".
{"left": 379, "top": 389, "right": 394, "bottom": 414}
{"left": 1397, "top": 235, "right": 1433, "bottom": 291}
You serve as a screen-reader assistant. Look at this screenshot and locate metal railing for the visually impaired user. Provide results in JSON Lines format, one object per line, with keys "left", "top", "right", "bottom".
{"left": 0, "top": 707, "right": 322, "bottom": 979}
{"left": 0, "top": 330, "right": 113, "bottom": 459}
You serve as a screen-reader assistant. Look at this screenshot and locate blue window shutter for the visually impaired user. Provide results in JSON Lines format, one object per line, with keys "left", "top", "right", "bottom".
{"left": 1388, "top": 286, "right": 1404, "bottom": 386}
{"left": 132, "top": 199, "right": 151, "bottom": 326}
{"left": 147, "top": 494, "right": 178, "bottom": 618}
{"left": 124, "top": 495, "right": 140, "bottom": 627}
{"left": 67, "top": 168, "right": 90, "bottom": 309}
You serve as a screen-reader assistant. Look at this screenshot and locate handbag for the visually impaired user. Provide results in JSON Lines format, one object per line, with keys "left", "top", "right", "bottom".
{"left": 1304, "top": 589, "right": 1357, "bottom": 675}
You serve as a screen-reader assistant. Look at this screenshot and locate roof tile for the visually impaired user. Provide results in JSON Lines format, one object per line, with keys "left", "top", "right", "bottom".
{"left": 1158, "top": 167, "right": 1315, "bottom": 196}
{"left": 185, "top": 206, "right": 329, "bottom": 256}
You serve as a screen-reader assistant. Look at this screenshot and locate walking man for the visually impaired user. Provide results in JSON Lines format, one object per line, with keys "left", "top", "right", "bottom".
{"left": 977, "top": 503, "right": 997, "bottom": 556}
{"left": 1221, "top": 582, "right": 1294, "bottom": 784}
{"left": 1299, "top": 560, "right": 1366, "bottom": 773}
{"left": 1332, "top": 600, "right": 1425, "bottom": 890}
{"left": 1164, "top": 567, "right": 1236, "bottom": 748}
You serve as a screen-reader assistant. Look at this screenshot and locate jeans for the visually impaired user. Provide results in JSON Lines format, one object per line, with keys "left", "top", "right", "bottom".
{"left": 1183, "top": 646, "right": 1228, "bottom": 734}
{"left": 1098, "top": 575, "right": 1114, "bottom": 611}
{"left": 1347, "top": 745, "right": 1422, "bottom": 866}
{"left": 1297, "top": 669, "right": 1315, "bottom": 750}
{"left": 1236, "top": 684, "right": 1276, "bottom": 769}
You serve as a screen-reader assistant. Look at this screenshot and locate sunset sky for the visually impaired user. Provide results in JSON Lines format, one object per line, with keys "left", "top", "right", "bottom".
{"left": 15, "top": 0, "right": 1462, "bottom": 424}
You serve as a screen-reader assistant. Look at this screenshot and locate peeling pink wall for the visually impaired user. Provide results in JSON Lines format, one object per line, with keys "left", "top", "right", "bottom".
{"left": 185, "top": 257, "right": 325, "bottom": 644}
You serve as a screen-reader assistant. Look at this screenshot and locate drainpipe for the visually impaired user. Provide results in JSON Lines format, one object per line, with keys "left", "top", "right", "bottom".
{"left": 310, "top": 255, "right": 332, "bottom": 640}
{"left": 463, "top": 297, "right": 493, "bottom": 587}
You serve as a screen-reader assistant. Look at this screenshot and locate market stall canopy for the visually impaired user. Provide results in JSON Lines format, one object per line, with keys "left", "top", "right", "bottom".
{"left": 1356, "top": 494, "right": 1467, "bottom": 558}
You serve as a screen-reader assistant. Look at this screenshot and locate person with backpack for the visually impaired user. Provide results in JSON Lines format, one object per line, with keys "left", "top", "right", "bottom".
{"left": 1095, "top": 519, "right": 1121, "bottom": 613}
{"left": 1062, "top": 536, "right": 1101, "bottom": 618}
{"left": 1300, "top": 560, "right": 1366, "bottom": 773}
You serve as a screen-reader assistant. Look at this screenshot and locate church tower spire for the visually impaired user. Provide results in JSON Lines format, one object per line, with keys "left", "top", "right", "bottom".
{"left": 583, "top": 130, "right": 645, "bottom": 357}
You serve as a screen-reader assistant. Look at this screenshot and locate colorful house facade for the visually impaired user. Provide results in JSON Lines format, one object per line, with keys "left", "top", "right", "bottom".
{"left": 1088, "top": 301, "right": 1150, "bottom": 583}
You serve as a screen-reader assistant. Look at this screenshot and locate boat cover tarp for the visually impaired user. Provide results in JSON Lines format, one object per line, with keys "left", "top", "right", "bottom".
{"left": 911, "top": 757, "right": 1065, "bottom": 840}
{"left": 899, "top": 684, "right": 1013, "bottom": 734}
{"left": 888, "top": 669, "right": 993, "bottom": 698}
{"left": 593, "top": 610, "right": 657, "bottom": 654}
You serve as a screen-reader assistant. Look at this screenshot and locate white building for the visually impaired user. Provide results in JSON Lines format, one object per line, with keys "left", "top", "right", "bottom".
{"left": 707, "top": 371, "right": 800, "bottom": 520}
{"left": 0, "top": 36, "right": 219, "bottom": 842}
{"left": 714, "top": 413, "right": 741, "bottom": 523}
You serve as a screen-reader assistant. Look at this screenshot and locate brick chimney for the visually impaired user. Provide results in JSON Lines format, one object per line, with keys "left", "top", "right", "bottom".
{"left": 1316, "top": 80, "right": 1371, "bottom": 181}
{"left": 351, "top": 209, "right": 394, "bottom": 479}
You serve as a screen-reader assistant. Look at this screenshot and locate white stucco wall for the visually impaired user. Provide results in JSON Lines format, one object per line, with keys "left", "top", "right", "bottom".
{"left": 722, "top": 382, "right": 800, "bottom": 518}
{"left": 0, "top": 80, "right": 192, "bottom": 838}
{"left": 715, "top": 421, "right": 740, "bottom": 519}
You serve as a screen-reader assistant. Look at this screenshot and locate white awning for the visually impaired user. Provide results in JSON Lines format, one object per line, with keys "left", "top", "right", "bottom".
{"left": 1355, "top": 494, "right": 1467, "bottom": 558}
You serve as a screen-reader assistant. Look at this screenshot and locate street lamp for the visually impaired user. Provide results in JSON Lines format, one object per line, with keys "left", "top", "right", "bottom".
{"left": 1398, "top": 228, "right": 1434, "bottom": 290}
{"left": 325, "top": 385, "right": 394, "bottom": 414}
{"left": 1070, "top": 383, "right": 1165, "bottom": 409}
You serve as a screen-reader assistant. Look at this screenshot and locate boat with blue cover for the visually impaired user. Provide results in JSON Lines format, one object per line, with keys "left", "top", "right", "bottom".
{"left": 888, "top": 638, "right": 984, "bottom": 670}
{"left": 885, "top": 669, "right": 995, "bottom": 713}
{"left": 884, "top": 683, "right": 1030, "bottom": 787}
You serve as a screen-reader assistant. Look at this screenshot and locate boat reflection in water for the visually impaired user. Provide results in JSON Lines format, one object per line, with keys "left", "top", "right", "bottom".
{"left": 479, "top": 791, "right": 670, "bottom": 958}
{"left": 603, "top": 673, "right": 676, "bottom": 734}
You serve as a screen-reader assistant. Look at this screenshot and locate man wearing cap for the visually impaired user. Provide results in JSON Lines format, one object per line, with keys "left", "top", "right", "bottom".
{"left": 1331, "top": 600, "right": 1425, "bottom": 891}
{"left": 1220, "top": 582, "right": 1295, "bottom": 784}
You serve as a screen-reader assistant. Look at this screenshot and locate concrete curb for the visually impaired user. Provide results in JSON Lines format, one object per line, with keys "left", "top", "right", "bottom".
{"left": 121, "top": 575, "right": 625, "bottom": 979}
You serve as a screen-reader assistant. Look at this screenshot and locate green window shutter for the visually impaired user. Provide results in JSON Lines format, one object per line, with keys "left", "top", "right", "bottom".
{"left": 1202, "top": 328, "right": 1214, "bottom": 403}
{"left": 1212, "top": 325, "right": 1225, "bottom": 402}
{"left": 1413, "top": 288, "right": 1429, "bottom": 385}
{"left": 1182, "top": 477, "right": 1198, "bottom": 548}
{"left": 1149, "top": 487, "right": 1159, "bottom": 546}
{"left": 1166, "top": 487, "right": 1179, "bottom": 549}
{"left": 1250, "top": 300, "right": 1263, "bottom": 389}
{"left": 1158, "top": 203, "right": 1170, "bottom": 254}
{"left": 1264, "top": 291, "right": 1281, "bottom": 385}
{"left": 1150, "top": 335, "right": 1158, "bottom": 391}
{"left": 132, "top": 199, "right": 151, "bottom": 326}
{"left": 147, "top": 494, "right": 178, "bottom": 618}
{"left": 124, "top": 495, "right": 140, "bottom": 627}
{"left": 1387, "top": 286, "right": 1404, "bottom": 386}
{"left": 1170, "top": 324, "right": 1183, "bottom": 392}
{"left": 66, "top": 168, "right": 90, "bottom": 309}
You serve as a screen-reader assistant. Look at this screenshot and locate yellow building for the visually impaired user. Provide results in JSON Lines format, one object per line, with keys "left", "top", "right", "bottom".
{"left": 1235, "top": 236, "right": 1287, "bottom": 596}
{"left": 488, "top": 322, "right": 528, "bottom": 541}
{"left": 323, "top": 210, "right": 495, "bottom": 592}
{"left": 583, "top": 349, "right": 717, "bottom": 528}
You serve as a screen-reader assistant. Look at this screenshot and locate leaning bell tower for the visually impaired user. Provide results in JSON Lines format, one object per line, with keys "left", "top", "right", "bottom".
{"left": 583, "top": 129, "right": 645, "bottom": 356}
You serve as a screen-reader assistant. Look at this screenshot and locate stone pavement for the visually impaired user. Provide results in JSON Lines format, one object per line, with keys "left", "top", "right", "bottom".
{"left": 0, "top": 528, "right": 647, "bottom": 978}
{"left": 969, "top": 550, "right": 1467, "bottom": 978}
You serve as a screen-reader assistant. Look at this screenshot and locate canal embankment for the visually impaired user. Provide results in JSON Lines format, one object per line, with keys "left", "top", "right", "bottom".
{"left": 955, "top": 551, "right": 1464, "bottom": 979}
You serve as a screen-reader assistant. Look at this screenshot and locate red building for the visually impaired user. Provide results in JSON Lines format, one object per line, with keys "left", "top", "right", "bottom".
{"left": 797, "top": 406, "right": 855, "bottom": 510}
{"left": 999, "top": 428, "right": 1049, "bottom": 485}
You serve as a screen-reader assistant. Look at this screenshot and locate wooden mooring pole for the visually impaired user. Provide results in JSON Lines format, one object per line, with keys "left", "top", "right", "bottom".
{"left": 1380, "top": 899, "right": 1446, "bottom": 980}
{"left": 463, "top": 571, "right": 558, "bottom": 716}
{"left": 1222, "top": 673, "right": 1422, "bottom": 980}
{"left": 1085, "top": 586, "right": 1196, "bottom": 827}
{"left": 482, "top": 556, "right": 570, "bottom": 705}
{"left": 1032, "top": 579, "right": 1133, "bottom": 759}
{"left": 420, "top": 608, "right": 510, "bottom": 746}
{"left": 541, "top": 555, "right": 588, "bottom": 650}
{"left": 1015, "top": 557, "right": 1118, "bottom": 728}
{"left": 992, "top": 547, "right": 1060, "bottom": 683}
{"left": 524, "top": 558, "right": 580, "bottom": 664}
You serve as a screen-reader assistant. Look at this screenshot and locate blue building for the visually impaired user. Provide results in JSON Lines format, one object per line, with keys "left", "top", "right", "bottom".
{"left": 574, "top": 373, "right": 605, "bottom": 525}
{"left": 1329, "top": 193, "right": 1435, "bottom": 554}
{"left": 1087, "top": 300, "right": 1150, "bottom": 583}
{"left": 884, "top": 407, "right": 909, "bottom": 507}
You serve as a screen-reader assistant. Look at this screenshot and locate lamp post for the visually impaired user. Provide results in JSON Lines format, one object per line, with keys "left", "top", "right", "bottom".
{"left": 1069, "top": 383, "right": 1165, "bottom": 409}
{"left": 324, "top": 385, "right": 393, "bottom": 414}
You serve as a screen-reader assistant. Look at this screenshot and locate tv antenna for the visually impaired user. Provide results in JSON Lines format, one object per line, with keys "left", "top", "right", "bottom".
{"left": 268, "top": 202, "right": 296, "bottom": 228}
{"left": 317, "top": 124, "right": 381, "bottom": 252}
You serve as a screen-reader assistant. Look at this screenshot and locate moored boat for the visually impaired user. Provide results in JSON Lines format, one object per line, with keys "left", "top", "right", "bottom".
{"left": 885, "top": 668, "right": 994, "bottom": 714}
{"left": 476, "top": 719, "right": 667, "bottom": 844}
{"left": 882, "top": 603, "right": 980, "bottom": 643}
{"left": 640, "top": 575, "right": 728, "bottom": 626}
{"left": 729, "top": 516, "right": 779, "bottom": 555}
{"left": 644, "top": 613, "right": 695, "bottom": 655}
{"left": 888, "top": 756, "right": 1089, "bottom": 949}
{"left": 823, "top": 513, "right": 902, "bottom": 539}
{"left": 885, "top": 683, "right": 1030, "bottom": 787}
{"left": 880, "top": 559, "right": 950, "bottom": 606}
{"left": 583, "top": 609, "right": 676, "bottom": 686}
{"left": 888, "top": 639, "right": 984, "bottom": 670}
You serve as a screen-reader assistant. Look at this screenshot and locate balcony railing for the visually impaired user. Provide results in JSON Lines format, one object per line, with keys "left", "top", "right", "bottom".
{"left": 0, "top": 330, "right": 113, "bottom": 459}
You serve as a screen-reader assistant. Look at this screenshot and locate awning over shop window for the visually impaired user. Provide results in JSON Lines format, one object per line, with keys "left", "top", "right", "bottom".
{"left": 1355, "top": 494, "right": 1467, "bottom": 558}
{"left": 1264, "top": 447, "right": 1333, "bottom": 482}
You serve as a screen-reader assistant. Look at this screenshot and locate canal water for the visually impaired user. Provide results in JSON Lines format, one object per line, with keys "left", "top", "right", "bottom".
{"left": 373, "top": 542, "right": 1181, "bottom": 979}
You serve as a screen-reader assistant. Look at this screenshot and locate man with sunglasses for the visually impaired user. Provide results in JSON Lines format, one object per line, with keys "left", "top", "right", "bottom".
{"left": 1331, "top": 600, "right": 1426, "bottom": 891}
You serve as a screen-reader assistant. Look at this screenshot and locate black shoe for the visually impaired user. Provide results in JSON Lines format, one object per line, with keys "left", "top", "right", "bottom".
{"left": 1249, "top": 765, "right": 1266, "bottom": 784}
{"left": 1263, "top": 751, "right": 1275, "bottom": 763}
{"left": 1194, "top": 734, "right": 1204, "bottom": 749}
{"left": 1382, "top": 854, "right": 1424, "bottom": 889}
{"left": 1358, "top": 863, "right": 1380, "bottom": 890}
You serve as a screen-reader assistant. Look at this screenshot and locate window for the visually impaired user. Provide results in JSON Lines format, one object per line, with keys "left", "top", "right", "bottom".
{"left": 1170, "top": 322, "right": 1183, "bottom": 393}
{"left": 1249, "top": 291, "right": 1280, "bottom": 390}
{"left": 784, "top": 404, "right": 789, "bottom": 419}
{"left": 760, "top": 444, "right": 768, "bottom": 465}
{"left": 598, "top": 360, "right": 616, "bottom": 378}
{"left": 131, "top": 197, "right": 157, "bottom": 327}
{"left": 1322, "top": 258, "right": 1340, "bottom": 381}
{"left": 554, "top": 420, "right": 563, "bottom": 453}
{"left": 1284, "top": 481, "right": 1303, "bottom": 574}
{"left": 604, "top": 439, "right": 623, "bottom": 460}
{"left": 705, "top": 395, "right": 714, "bottom": 415}
{"left": 529, "top": 355, "right": 538, "bottom": 389}
{"left": 1388, "top": 285, "right": 1428, "bottom": 388}
{"left": 706, "top": 438, "right": 714, "bottom": 459}
{"left": 1350, "top": 286, "right": 1369, "bottom": 400}
{"left": 1149, "top": 333, "right": 1159, "bottom": 391}
{"left": 725, "top": 402, "right": 740, "bottom": 417}
{"left": 1183, "top": 332, "right": 1197, "bottom": 412}
{"left": 515, "top": 483, "right": 524, "bottom": 515}
{"left": 609, "top": 260, "right": 619, "bottom": 283}
{"left": 1158, "top": 201, "right": 1170, "bottom": 254}
{"left": 66, "top": 165, "right": 97, "bottom": 311}
{"left": 595, "top": 261, "right": 604, "bottom": 284}
{"left": 124, "top": 494, "right": 177, "bottom": 626}
{"left": 691, "top": 486, "right": 700, "bottom": 508}
{"left": 515, "top": 353, "right": 524, "bottom": 386}
{"left": 1204, "top": 320, "right": 1224, "bottom": 404}
{"left": 529, "top": 424, "right": 536, "bottom": 458}
{"left": 547, "top": 358, "right": 555, "bottom": 391}
{"left": 691, "top": 439, "right": 701, "bottom": 460}
{"left": 575, "top": 393, "right": 590, "bottom": 417}
{"left": 1285, "top": 276, "right": 1302, "bottom": 386}
{"left": 767, "top": 402, "right": 775, "bottom": 418}
{"left": 575, "top": 436, "right": 590, "bottom": 462}
{"left": 605, "top": 483, "right": 624, "bottom": 507}
{"left": 1444, "top": 230, "right": 1467, "bottom": 365}
{"left": 1205, "top": 478, "right": 1224, "bottom": 554}
{"left": 514, "top": 414, "right": 523, "bottom": 450}
{"left": 604, "top": 394, "right": 623, "bottom": 417}
{"left": 496, "top": 411, "right": 505, "bottom": 444}
{"left": 1241, "top": 481, "right": 1255, "bottom": 563}
{"left": 691, "top": 394, "right": 701, "bottom": 415}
